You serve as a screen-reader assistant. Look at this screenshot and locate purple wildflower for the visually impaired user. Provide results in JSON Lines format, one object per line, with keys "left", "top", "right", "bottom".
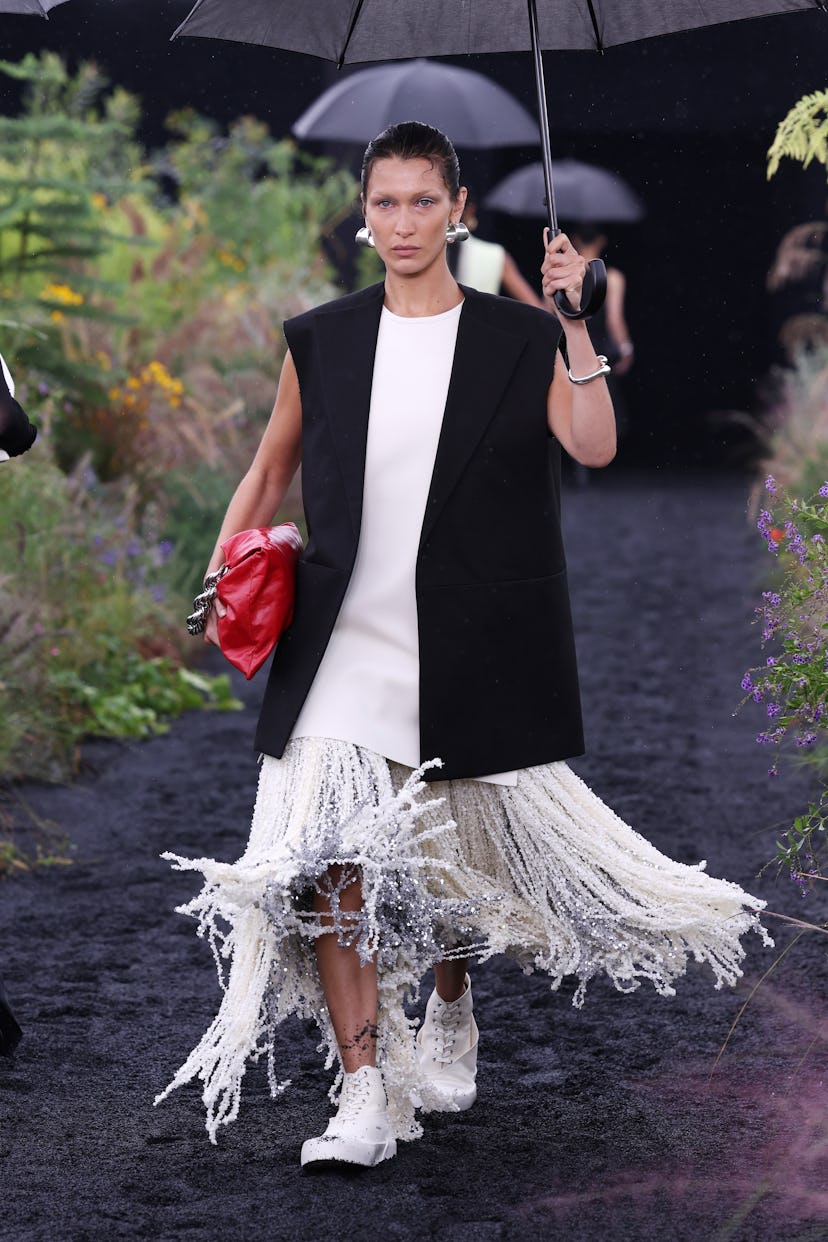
{"left": 819, "top": 483, "right": 828, "bottom": 499}
{"left": 741, "top": 672, "right": 753, "bottom": 691}
{"left": 765, "top": 475, "right": 777, "bottom": 495}
{"left": 766, "top": 703, "right": 782, "bottom": 718}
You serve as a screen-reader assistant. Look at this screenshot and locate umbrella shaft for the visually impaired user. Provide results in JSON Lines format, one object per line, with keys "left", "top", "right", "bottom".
{"left": 527, "top": 0, "right": 559, "bottom": 235}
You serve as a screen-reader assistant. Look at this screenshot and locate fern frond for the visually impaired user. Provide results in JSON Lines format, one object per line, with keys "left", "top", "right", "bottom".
{"left": 768, "top": 89, "right": 828, "bottom": 181}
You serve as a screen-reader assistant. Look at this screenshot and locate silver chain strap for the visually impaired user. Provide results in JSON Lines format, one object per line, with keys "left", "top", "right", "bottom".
{"left": 186, "top": 565, "right": 228, "bottom": 636}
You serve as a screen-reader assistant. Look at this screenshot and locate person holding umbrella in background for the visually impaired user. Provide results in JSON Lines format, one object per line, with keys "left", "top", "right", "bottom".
{"left": 567, "top": 221, "right": 634, "bottom": 455}
{"left": 157, "top": 121, "right": 768, "bottom": 1170}
{"left": 568, "top": 222, "right": 634, "bottom": 375}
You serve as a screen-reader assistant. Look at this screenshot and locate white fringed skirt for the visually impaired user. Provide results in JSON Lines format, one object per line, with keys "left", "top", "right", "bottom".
{"left": 155, "top": 737, "right": 770, "bottom": 1144}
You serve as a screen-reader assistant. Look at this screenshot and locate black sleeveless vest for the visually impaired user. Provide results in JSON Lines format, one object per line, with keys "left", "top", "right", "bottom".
{"left": 254, "top": 282, "right": 584, "bottom": 780}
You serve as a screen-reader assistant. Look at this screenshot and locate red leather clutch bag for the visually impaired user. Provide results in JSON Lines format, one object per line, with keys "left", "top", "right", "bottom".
{"left": 213, "top": 523, "right": 303, "bottom": 679}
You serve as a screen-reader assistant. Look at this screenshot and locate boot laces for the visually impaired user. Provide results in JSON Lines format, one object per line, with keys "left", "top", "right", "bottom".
{"left": 432, "top": 1003, "right": 463, "bottom": 1064}
{"left": 337, "top": 1070, "right": 378, "bottom": 1119}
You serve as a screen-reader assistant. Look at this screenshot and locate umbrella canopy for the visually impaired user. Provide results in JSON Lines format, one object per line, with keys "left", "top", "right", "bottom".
{"left": 486, "top": 159, "right": 645, "bottom": 223}
{"left": 173, "top": 0, "right": 826, "bottom": 318}
{"left": 1, "top": 0, "right": 69, "bottom": 11}
{"left": 293, "top": 59, "right": 538, "bottom": 148}
{"left": 174, "top": 1, "right": 825, "bottom": 59}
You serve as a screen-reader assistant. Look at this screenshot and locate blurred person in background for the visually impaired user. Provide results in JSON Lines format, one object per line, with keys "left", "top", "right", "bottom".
{"left": 0, "top": 349, "right": 33, "bottom": 1055}
{"left": 567, "top": 223, "right": 633, "bottom": 482}
{"left": 452, "top": 194, "right": 544, "bottom": 306}
{"left": 0, "top": 352, "right": 37, "bottom": 462}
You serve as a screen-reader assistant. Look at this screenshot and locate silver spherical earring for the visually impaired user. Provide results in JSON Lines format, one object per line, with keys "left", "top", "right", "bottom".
{"left": 355, "top": 225, "right": 375, "bottom": 248}
{"left": 446, "top": 222, "right": 470, "bottom": 244}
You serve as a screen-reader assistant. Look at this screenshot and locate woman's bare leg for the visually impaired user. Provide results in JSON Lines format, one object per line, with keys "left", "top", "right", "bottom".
{"left": 313, "top": 866, "right": 378, "bottom": 1072}
{"left": 432, "top": 957, "right": 469, "bottom": 1001}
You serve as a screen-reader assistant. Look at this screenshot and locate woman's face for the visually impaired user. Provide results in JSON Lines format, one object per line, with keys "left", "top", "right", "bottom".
{"left": 362, "top": 156, "right": 466, "bottom": 279}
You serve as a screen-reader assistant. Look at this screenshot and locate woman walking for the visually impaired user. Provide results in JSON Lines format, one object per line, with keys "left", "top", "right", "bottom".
{"left": 157, "top": 123, "right": 768, "bottom": 1168}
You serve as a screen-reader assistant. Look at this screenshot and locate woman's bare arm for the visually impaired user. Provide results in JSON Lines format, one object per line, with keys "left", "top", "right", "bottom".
{"left": 546, "top": 336, "right": 616, "bottom": 467}
{"left": 205, "top": 350, "right": 303, "bottom": 578}
{"left": 541, "top": 235, "right": 616, "bottom": 468}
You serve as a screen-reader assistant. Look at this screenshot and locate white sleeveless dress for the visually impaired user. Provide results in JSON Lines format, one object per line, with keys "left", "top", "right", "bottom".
{"left": 292, "top": 302, "right": 515, "bottom": 784}
{"left": 157, "top": 301, "right": 770, "bottom": 1147}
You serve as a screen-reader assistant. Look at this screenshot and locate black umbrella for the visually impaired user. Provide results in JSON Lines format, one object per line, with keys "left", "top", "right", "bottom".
{"left": 293, "top": 59, "right": 538, "bottom": 149}
{"left": 173, "top": 0, "right": 827, "bottom": 318}
{"left": 1, "top": 0, "right": 69, "bottom": 11}
{"left": 486, "top": 159, "right": 644, "bottom": 223}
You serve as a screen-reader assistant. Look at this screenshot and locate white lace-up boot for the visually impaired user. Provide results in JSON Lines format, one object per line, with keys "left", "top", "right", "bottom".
{"left": 300, "top": 1065, "right": 397, "bottom": 1169}
{"left": 415, "top": 974, "right": 478, "bottom": 1112}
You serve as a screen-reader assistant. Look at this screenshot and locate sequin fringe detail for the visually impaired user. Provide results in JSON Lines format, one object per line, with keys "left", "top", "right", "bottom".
{"left": 155, "top": 738, "right": 771, "bottom": 1145}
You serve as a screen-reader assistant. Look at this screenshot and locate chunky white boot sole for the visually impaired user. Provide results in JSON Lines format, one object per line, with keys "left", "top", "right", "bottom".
{"left": 416, "top": 1024, "right": 478, "bottom": 1112}
{"left": 300, "top": 1131, "right": 397, "bottom": 1169}
{"left": 301, "top": 1066, "right": 397, "bottom": 1169}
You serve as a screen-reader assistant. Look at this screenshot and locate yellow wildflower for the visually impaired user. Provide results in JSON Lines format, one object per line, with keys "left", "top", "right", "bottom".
{"left": 40, "top": 283, "right": 84, "bottom": 307}
{"left": 216, "top": 249, "right": 245, "bottom": 272}
{"left": 141, "top": 360, "right": 184, "bottom": 398}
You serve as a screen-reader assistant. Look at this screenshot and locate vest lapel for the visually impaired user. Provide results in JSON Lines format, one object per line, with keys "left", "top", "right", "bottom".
{"left": 420, "top": 289, "right": 528, "bottom": 544}
{"left": 316, "top": 283, "right": 385, "bottom": 537}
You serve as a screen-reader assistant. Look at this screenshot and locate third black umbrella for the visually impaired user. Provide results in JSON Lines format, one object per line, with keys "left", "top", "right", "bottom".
{"left": 486, "top": 159, "right": 645, "bottom": 224}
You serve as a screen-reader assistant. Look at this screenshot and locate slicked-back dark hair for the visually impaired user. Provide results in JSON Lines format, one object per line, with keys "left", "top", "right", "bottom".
{"left": 361, "top": 121, "right": 461, "bottom": 199}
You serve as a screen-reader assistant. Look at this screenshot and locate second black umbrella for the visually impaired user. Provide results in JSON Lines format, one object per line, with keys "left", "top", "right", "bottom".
{"left": 293, "top": 59, "right": 538, "bottom": 149}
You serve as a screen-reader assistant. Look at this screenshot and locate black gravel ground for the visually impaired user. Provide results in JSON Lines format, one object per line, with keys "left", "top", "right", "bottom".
{"left": 2, "top": 471, "right": 827, "bottom": 1242}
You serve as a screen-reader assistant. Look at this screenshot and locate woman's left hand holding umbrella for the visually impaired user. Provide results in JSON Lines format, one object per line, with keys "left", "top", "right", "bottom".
{"left": 543, "top": 230, "right": 617, "bottom": 469}
{"left": 541, "top": 228, "right": 589, "bottom": 312}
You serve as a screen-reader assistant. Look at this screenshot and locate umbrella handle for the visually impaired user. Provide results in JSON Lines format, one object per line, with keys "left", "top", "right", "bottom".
{"left": 554, "top": 258, "right": 607, "bottom": 321}
{"left": 527, "top": 0, "right": 606, "bottom": 321}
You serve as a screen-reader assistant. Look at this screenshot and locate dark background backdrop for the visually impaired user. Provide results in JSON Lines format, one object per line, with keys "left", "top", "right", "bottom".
{"left": 2, "top": 1, "right": 828, "bottom": 465}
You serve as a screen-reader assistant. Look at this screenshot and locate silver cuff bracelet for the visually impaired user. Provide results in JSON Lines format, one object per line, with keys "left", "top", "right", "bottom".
{"left": 567, "top": 355, "right": 611, "bottom": 385}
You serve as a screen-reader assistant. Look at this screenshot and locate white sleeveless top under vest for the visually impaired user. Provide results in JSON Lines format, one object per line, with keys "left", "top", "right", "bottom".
{"left": 291, "top": 301, "right": 516, "bottom": 786}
